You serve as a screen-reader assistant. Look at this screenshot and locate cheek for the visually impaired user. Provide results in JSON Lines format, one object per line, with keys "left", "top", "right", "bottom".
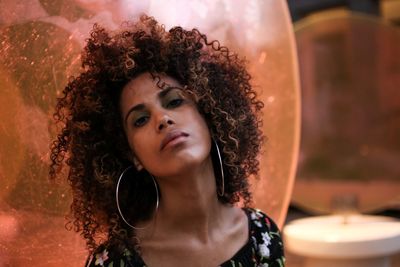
{"left": 190, "top": 111, "right": 212, "bottom": 155}
{"left": 194, "top": 112, "right": 211, "bottom": 139}
{"left": 126, "top": 132, "right": 151, "bottom": 162}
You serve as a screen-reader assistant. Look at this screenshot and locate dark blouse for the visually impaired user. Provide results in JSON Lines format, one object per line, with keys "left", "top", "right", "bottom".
{"left": 85, "top": 208, "right": 285, "bottom": 267}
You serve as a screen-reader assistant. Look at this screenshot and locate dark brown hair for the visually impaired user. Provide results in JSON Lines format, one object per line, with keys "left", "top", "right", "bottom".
{"left": 50, "top": 15, "right": 263, "bottom": 253}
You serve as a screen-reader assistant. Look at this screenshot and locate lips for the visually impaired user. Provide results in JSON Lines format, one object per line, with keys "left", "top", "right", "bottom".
{"left": 160, "top": 130, "right": 189, "bottom": 150}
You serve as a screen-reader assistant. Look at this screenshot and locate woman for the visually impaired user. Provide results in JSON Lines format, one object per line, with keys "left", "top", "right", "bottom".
{"left": 50, "top": 15, "right": 285, "bottom": 267}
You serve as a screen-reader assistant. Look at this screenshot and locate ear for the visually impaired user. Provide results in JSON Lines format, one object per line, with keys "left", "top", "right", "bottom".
{"left": 126, "top": 151, "right": 143, "bottom": 171}
{"left": 133, "top": 157, "right": 144, "bottom": 171}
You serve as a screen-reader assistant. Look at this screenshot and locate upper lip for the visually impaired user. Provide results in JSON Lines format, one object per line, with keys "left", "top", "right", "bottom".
{"left": 160, "top": 130, "right": 189, "bottom": 150}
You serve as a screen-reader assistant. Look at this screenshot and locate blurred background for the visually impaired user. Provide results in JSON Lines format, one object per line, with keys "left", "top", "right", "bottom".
{"left": 288, "top": 0, "right": 400, "bottom": 216}
{"left": 285, "top": 0, "right": 400, "bottom": 266}
{"left": 0, "top": 0, "right": 399, "bottom": 266}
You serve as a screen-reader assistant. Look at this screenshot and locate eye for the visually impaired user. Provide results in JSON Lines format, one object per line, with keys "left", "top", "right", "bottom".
{"left": 167, "top": 98, "right": 183, "bottom": 108}
{"left": 133, "top": 116, "right": 149, "bottom": 127}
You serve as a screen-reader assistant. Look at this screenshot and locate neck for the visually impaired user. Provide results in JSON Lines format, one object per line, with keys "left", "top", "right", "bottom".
{"left": 150, "top": 156, "right": 227, "bottom": 242}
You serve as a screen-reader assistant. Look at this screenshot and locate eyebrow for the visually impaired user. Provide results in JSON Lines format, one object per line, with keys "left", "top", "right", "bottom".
{"left": 124, "top": 86, "right": 182, "bottom": 125}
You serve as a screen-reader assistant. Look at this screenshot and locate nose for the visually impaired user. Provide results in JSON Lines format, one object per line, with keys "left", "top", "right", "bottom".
{"left": 157, "top": 115, "right": 175, "bottom": 132}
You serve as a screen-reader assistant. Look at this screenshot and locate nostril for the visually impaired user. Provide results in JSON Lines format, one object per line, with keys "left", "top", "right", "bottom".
{"left": 158, "top": 117, "right": 174, "bottom": 131}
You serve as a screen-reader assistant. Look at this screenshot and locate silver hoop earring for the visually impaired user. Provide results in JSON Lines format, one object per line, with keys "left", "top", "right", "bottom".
{"left": 115, "top": 166, "right": 159, "bottom": 230}
{"left": 213, "top": 139, "right": 225, "bottom": 197}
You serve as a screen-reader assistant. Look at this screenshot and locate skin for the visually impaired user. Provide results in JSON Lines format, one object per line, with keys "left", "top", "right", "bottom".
{"left": 119, "top": 72, "right": 249, "bottom": 267}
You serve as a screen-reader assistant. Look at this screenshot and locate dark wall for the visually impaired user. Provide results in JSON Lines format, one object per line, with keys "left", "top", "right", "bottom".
{"left": 287, "top": 0, "right": 380, "bottom": 21}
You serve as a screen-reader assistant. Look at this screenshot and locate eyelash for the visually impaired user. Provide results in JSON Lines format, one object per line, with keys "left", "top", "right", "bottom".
{"left": 134, "top": 116, "right": 149, "bottom": 127}
{"left": 167, "top": 98, "right": 183, "bottom": 108}
{"left": 133, "top": 98, "right": 184, "bottom": 128}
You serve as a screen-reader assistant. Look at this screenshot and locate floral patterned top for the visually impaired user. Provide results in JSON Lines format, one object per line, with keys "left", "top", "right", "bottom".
{"left": 85, "top": 208, "right": 285, "bottom": 267}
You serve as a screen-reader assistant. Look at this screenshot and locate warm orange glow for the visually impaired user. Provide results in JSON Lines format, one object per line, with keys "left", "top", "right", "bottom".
{"left": 0, "top": 1, "right": 299, "bottom": 265}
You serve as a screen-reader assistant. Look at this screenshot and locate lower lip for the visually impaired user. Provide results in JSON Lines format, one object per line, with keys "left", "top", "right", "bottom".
{"left": 163, "top": 135, "right": 187, "bottom": 150}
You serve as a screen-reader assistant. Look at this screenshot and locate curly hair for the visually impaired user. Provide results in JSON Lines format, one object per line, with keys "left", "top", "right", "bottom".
{"left": 50, "top": 15, "right": 264, "bottom": 254}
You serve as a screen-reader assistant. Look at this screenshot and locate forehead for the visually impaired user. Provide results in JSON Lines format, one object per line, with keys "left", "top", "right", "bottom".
{"left": 121, "top": 72, "right": 181, "bottom": 100}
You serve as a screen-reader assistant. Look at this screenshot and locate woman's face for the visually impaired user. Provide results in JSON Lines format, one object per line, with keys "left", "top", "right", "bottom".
{"left": 120, "top": 72, "right": 212, "bottom": 178}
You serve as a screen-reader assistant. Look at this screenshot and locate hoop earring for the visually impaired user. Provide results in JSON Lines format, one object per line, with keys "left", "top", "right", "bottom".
{"left": 115, "top": 166, "right": 159, "bottom": 230}
{"left": 213, "top": 139, "right": 225, "bottom": 197}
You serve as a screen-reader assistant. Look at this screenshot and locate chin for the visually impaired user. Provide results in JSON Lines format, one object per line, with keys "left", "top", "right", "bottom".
{"left": 156, "top": 149, "right": 211, "bottom": 177}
